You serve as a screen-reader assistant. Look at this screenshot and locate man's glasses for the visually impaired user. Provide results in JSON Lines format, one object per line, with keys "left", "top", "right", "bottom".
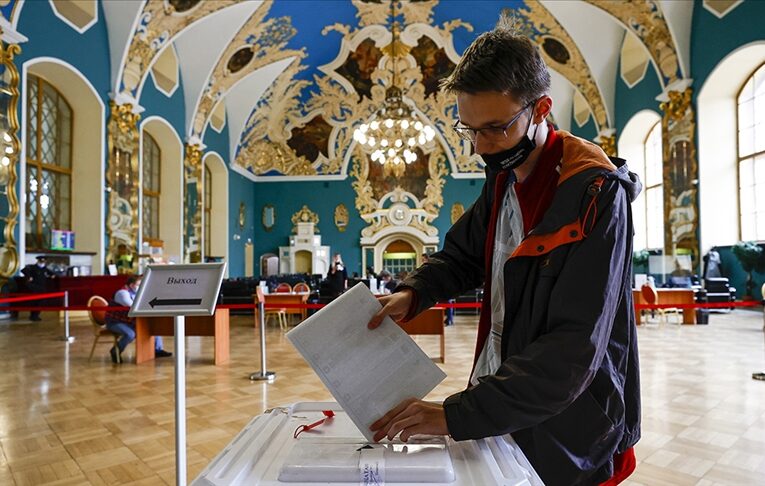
{"left": 452, "top": 103, "right": 532, "bottom": 143}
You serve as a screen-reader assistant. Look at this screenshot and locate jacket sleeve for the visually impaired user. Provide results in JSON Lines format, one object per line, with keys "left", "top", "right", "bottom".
{"left": 443, "top": 178, "right": 630, "bottom": 440}
{"left": 396, "top": 175, "right": 493, "bottom": 315}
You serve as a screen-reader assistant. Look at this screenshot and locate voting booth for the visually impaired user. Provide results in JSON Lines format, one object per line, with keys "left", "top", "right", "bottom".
{"left": 191, "top": 402, "right": 543, "bottom": 485}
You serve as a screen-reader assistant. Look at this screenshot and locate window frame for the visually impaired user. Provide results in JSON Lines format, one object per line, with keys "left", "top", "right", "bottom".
{"left": 204, "top": 164, "right": 212, "bottom": 258}
{"left": 642, "top": 120, "right": 664, "bottom": 251}
{"left": 736, "top": 61, "right": 765, "bottom": 242}
{"left": 26, "top": 75, "right": 74, "bottom": 251}
{"left": 142, "top": 132, "right": 162, "bottom": 241}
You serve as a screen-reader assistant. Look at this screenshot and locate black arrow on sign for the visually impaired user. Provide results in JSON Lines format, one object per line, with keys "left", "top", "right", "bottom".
{"left": 149, "top": 297, "right": 202, "bottom": 308}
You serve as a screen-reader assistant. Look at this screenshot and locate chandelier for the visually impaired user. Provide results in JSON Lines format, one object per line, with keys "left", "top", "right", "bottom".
{"left": 352, "top": 1, "right": 435, "bottom": 177}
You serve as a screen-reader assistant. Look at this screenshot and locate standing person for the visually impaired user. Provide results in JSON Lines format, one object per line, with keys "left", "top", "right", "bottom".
{"left": 327, "top": 253, "right": 348, "bottom": 297}
{"left": 105, "top": 275, "right": 172, "bottom": 363}
{"left": 20, "top": 256, "right": 55, "bottom": 321}
{"left": 367, "top": 16, "right": 641, "bottom": 486}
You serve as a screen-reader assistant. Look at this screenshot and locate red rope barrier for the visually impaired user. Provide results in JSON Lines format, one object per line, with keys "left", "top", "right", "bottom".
{"left": 0, "top": 292, "right": 67, "bottom": 304}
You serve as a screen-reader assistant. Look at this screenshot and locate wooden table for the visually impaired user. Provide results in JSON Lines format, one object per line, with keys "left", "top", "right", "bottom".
{"left": 256, "top": 292, "right": 310, "bottom": 322}
{"left": 135, "top": 308, "right": 230, "bottom": 364}
{"left": 632, "top": 288, "right": 696, "bottom": 325}
{"left": 399, "top": 307, "right": 446, "bottom": 363}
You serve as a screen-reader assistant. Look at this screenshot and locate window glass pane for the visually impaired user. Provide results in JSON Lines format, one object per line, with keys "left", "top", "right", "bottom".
{"left": 27, "top": 79, "right": 38, "bottom": 157}
{"left": 739, "top": 126, "right": 755, "bottom": 157}
{"left": 740, "top": 77, "right": 754, "bottom": 102}
{"left": 58, "top": 173, "right": 71, "bottom": 230}
{"left": 739, "top": 98, "right": 755, "bottom": 129}
{"left": 755, "top": 65, "right": 765, "bottom": 99}
{"left": 755, "top": 95, "right": 765, "bottom": 127}
{"left": 644, "top": 123, "right": 662, "bottom": 187}
{"left": 646, "top": 186, "right": 664, "bottom": 250}
{"left": 26, "top": 166, "right": 37, "bottom": 249}
{"left": 755, "top": 123, "right": 765, "bottom": 154}
{"left": 40, "top": 88, "right": 59, "bottom": 164}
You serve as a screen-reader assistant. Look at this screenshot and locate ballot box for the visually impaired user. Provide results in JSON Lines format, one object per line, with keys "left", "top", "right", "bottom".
{"left": 191, "top": 402, "right": 543, "bottom": 486}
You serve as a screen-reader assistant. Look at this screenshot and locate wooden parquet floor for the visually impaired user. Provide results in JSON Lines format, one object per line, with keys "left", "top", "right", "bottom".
{"left": 0, "top": 309, "right": 764, "bottom": 485}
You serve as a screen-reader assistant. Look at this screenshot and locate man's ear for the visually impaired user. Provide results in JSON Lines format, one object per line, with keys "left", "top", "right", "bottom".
{"left": 533, "top": 95, "right": 553, "bottom": 124}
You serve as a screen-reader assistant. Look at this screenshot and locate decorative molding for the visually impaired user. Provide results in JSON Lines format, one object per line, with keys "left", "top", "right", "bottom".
{"left": 184, "top": 143, "right": 203, "bottom": 263}
{"left": 513, "top": 3, "right": 610, "bottom": 132}
{"left": 117, "top": 0, "right": 238, "bottom": 99}
{"left": 586, "top": 0, "right": 682, "bottom": 87}
{"left": 660, "top": 87, "right": 699, "bottom": 265}
{"left": 291, "top": 205, "right": 319, "bottom": 234}
{"left": 234, "top": 3, "right": 479, "bottom": 178}
{"left": 450, "top": 202, "right": 464, "bottom": 224}
{"left": 595, "top": 129, "right": 617, "bottom": 157}
{"left": 0, "top": 38, "right": 21, "bottom": 282}
{"left": 192, "top": 0, "right": 304, "bottom": 138}
{"left": 106, "top": 101, "right": 141, "bottom": 271}
{"left": 703, "top": 0, "right": 743, "bottom": 19}
{"left": 334, "top": 203, "right": 349, "bottom": 232}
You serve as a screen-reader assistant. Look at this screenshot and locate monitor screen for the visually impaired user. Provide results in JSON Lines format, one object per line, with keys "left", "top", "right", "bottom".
{"left": 50, "top": 229, "right": 75, "bottom": 251}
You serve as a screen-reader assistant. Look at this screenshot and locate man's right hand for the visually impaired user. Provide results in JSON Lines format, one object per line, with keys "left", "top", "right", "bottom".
{"left": 368, "top": 288, "right": 414, "bottom": 329}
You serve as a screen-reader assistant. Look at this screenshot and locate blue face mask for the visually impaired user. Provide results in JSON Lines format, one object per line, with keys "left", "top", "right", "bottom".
{"left": 481, "top": 107, "right": 538, "bottom": 172}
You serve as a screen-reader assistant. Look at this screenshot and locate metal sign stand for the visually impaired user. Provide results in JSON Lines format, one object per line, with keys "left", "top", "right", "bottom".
{"left": 128, "top": 263, "right": 227, "bottom": 486}
{"left": 174, "top": 315, "right": 187, "bottom": 485}
{"left": 58, "top": 291, "right": 74, "bottom": 343}
{"left": 249, "top": 300, "right": 275, "bottom": 382}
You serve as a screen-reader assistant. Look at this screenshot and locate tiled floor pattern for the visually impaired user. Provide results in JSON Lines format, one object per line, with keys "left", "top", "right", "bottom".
{"left": 0, "top": 309, "right": 764, "bottom": 485}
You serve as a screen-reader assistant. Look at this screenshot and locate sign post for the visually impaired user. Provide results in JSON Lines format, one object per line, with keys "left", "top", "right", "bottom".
{"left": 129, "top": 263, "right": 226, "bottom": 486}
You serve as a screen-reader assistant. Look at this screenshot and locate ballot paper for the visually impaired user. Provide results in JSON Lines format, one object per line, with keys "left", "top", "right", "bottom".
{"left": 286, "top": 284, "right": 446, "bottom": 442}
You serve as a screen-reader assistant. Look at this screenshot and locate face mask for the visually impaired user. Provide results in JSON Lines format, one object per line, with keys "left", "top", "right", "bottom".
{"left": 37, "top": 263, "right": 46, "bottom": 268}
{"left": 480, "top": 107, "right": 538, "bottom": 172}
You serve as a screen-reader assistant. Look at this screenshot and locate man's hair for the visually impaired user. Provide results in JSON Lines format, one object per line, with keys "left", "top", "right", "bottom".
{"left": 126, "top": 275, "right": 142, "bottom": 286}
{"left": 440, "top": 12, "right": 550, "bottom": 106}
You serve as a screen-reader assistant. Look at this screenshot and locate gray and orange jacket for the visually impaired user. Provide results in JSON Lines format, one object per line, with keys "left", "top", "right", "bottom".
{"left": 399, "top": 127, "right": 642, "bottom": 485}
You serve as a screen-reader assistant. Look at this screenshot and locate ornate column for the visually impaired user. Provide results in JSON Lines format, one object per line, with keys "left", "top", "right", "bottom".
{"left": 184, "top": 143, "right": 204, "bottom": 263}
{"left": 106, "top": 101, "right": 141, "bottom": 273}
{"left": 595, "top": 128, "right": 617, "bottom": 157}
{"left": 0, "top": 22, "right": 26, "bottom": 286}
{"left": 658, "top": 80, "right": 699, "bottom": 267}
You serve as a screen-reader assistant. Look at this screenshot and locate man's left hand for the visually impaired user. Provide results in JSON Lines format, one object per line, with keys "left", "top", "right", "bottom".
{"left": 370, "top": 398, "right": 448, "bottom": 442}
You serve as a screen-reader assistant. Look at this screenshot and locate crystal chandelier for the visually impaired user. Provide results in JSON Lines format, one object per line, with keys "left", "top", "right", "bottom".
{"left": 352, "top": 2, "right": 435, "bottom": 178}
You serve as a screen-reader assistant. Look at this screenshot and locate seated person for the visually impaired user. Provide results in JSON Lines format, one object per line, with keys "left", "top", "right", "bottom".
{"left": 105, "top": 275, "right": 172, "bottom": 363}
{"left": 377, "top": 270, "right": 398, "bottom": 293}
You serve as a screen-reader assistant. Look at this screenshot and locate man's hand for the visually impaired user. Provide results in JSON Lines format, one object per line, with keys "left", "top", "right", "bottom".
{"left": 370, "top": 398, "right": 448, "bottom": 442}
{"left": 367, "top": 288, "right": 413, "bottom": 329}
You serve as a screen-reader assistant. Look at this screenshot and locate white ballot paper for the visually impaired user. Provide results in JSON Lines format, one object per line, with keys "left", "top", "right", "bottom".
{"left": 286, "top": 284, "right": 446, "bottom": 442}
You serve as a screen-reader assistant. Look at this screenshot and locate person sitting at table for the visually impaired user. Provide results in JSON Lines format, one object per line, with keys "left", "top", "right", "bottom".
{"left": 378, "top": 270, "right": 398, "bottom": 294}
{"left": 105, "top": 275, "right": 172, "bottom": 363}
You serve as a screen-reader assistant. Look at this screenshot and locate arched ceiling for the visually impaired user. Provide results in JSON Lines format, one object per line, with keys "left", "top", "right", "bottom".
{"left": 86, "top": 0, "right": 692, "bottom": 175}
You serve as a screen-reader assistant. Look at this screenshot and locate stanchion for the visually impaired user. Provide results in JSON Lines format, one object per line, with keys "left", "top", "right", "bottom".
{"left": 250, "top": 300, "right": 275, "bottom": 382}
{"left": 174, "top": 315, "right": 187, "bottom": 485}
{"left": 59, "top": 291, "right": 74, "bottom": 343}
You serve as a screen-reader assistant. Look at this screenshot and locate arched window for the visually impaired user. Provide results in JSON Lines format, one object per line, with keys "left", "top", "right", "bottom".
{"left": 142, "top": 132, "right": 161, "bottom": 241}
{"left": 25, "top": 75, "right": 73, "bottom": 250}
{"left": 204, "top": 164, "right": 211, "bottom": 257}
{"left": 737, "top": 63, "right": 765, "bottom": 241}
{"left": 643, "top": 121, "right": 664, "bottom": 250}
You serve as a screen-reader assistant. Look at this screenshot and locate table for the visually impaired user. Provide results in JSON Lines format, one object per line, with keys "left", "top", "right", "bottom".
{"left": 632, "top": 288, "right": 696, "bottom": 324}
{"left": 191, "top": 402, "right": 543, "bottom": 486}
{"left": 256, "top": 292, "right": 310, "bottom": 322}
{"left": 400, "top": 307, "right": 446, "bottom": 363}
{"left": 135, "top": 308, "right": 230, "bottom": 364}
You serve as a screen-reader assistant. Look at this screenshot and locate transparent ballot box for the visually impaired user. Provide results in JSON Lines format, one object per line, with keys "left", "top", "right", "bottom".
{"left": 191, "top": 402, "right": 543, "bottom": 486}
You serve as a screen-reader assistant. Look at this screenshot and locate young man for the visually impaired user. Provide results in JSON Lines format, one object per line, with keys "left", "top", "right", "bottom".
{"left": 105, "top": 275, "right": 172, "bottom": 363}
{"left": 368, "top": 17, "right": 641, "bottom": 486}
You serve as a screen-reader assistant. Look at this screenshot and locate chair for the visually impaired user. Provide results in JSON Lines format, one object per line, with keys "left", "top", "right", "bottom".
{"left": 704, "top": 277, "right": 736, "bottom": 311}
{"left": 293, "top": 282, "right": 310, "bottom": 293}
{"left": 275, "top": 282, "right": 292, "bottom": 293}
{"left": 640, "top": 284, "right": 681, "bottom": 325}
{"left": 255, "top": 286, "right": 287, "bottom": 331}
{"left": 87, "top": 295, "right": 121, "bottom": 363}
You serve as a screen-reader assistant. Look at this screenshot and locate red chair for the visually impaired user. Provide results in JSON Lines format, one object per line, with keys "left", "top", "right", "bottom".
{"left": 275, "top": 282, "right": 292, "bottom": 293}
{"left": 293, "top": 282, "right": 310, "bottom": 293}
{"left": 640, "top": 284, "right": 680, "bottom": 325}
{"left": 87, "top": 295, "right": 121, "bottom": 362}
{"left": 255, "top": 286, "right": 287, "bottom": 331}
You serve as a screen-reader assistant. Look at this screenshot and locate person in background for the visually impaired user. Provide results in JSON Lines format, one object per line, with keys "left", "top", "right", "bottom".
{"left": 105, "top": 275, "right": 172, "bottom": 363}
{"left": 327, "top": 253, "right": 348, "bottom": 297}
{"left": 19, "top": 256, "right": 55, "bottom": 321}
{"left": 377, "top": 270, "right": 397, "bottom": 294}
{"left": 423, "top": 252, "right": 454, "bottom": 326}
